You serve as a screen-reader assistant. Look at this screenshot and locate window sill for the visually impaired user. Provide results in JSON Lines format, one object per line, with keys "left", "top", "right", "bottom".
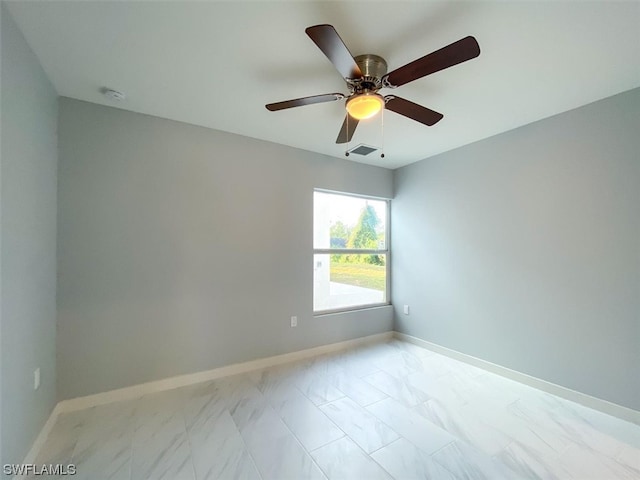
{"left": 313, "top": 303, "right": 392, "bottom": 318}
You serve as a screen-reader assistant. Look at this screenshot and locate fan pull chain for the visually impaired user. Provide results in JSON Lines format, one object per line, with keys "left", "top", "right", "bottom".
{"left": 345, "top": 114, "right": 350, "bottom": 157}
{"left": 380, "top": 107, "right": 385, "bottom": 159}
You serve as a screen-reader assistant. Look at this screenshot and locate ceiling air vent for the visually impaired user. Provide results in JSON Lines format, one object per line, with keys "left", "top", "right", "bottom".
{"left": 347, "top": 144, "right": 378, "bottom": 156}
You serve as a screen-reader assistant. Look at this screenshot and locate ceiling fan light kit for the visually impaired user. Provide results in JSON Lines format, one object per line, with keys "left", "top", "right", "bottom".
{"left": 266, "top": 23, "right": 480, "bottom": 149}
{"left": 346, "top": 93, "right": 385, "bottom": 120}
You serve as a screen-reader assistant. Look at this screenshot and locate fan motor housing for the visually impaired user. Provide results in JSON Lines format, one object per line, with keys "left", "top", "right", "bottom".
{"left": 353, "top": 54, "right": 388, "bottom": 91}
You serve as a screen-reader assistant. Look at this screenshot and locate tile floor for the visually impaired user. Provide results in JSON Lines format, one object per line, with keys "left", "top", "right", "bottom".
{"left": 32, "top": 340, "right": 639, "bottom": 479}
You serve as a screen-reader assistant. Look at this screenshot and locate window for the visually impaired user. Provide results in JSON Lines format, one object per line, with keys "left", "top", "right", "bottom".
{"left": 313, "top": 190, "right": 390, "bottom": 313}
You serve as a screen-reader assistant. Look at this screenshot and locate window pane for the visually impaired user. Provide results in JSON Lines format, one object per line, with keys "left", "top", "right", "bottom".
{"left": 313, "top": 253, "right": 387, "bottom": 311}
{"left": 314, "top": 191, "right": 387, "bottom": 250}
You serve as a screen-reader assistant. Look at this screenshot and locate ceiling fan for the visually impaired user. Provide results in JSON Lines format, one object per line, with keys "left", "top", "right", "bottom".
{"left": 266, "top": 24, "right": 480, "bottom": 144}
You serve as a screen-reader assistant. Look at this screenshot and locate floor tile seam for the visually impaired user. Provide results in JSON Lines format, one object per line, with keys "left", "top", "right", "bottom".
{"left": 227, "top": 380, "right": 319, "bottom": 472}
{"left": 267, "top": 398, "right": 330, "bottom": 480}
{"left": 282, "top": 387, "right": 352, "bottom": 452}
{"left": 348, "top": 436, "right": 397, "bottom": 480}
{"left": 359, "top": 372, "right": 385, "bottom": 392}
{"left": 359, "top": 392, "right": 391, "bottom": 408}
{"left": 364, "top": 435, "right": 404, "bottom": 457}
{"left": 292, "top": 380, "right": 347, "bottom": 408}
{"left": 310, "top": 393, "right": 348, "bottom": 407}
{"left": 425, "top": 416, "right": 471, "bottom": 447}
{"left": 421, "top": 419, "right": 462, "bottom": 451}
{"left": 304, "top": 431, "right": 348, "bottom": 454}
{"left": 317, "top": 396, "right": 405, "bottom": 458}
{"left": 409, "top": 399, "right": 436, "bottom": 423}
{"left": 233, "top": 416, "right": 266, "bottom": 480}
{"left": 363, "top": 396, "right": 390, "bottom": 412}
{"left": 185, "top": 403, "right": 255, "bottom": 480}
{"left": 362, "top": 402, "right": 447, "bottom": 454}
{"left": 367, "top": 454, "right": 396, "bottom": 479}
{"left": 322, "top": 372, "right": 358, "bottom": 398}
{"left": 220, "top": 398, "right": 266, "bottom": 480}
{"left": 276, "top": 398, "right": 348, "bottom": 449}
{"left": 430, "top": 444, "right": 470, "bottom": 480}
{"left": 371, "top": 382, "right": 435, "bottom": 410}
{"left": 427, "top": 438, "right": 457, "bottom": 458}
{"left": 371, "top": 436, "right": 461, "bottom": 480}
{"left": 305, "top": 453, "right": 332, "bottom": 480}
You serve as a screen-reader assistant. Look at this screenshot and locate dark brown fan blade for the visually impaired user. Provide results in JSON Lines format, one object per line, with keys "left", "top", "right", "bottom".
{"left": 384, "top": 96, "right": 443, "bottom": 126}
{"left": 336, "top": 114, "right": 359, "bottom": 144}
{"left": 266, "top": 93, "right": 344, "bottom": 111}
{"left": 306, "top": 25, "right": 363, "bottom": 80}
{"left": 382, "top": 36, "right": 480, "bottom": 88}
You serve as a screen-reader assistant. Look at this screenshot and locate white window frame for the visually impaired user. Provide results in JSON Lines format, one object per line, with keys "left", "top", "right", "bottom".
{"left": 313, "top": 189, "right": 391, "bottom": 315}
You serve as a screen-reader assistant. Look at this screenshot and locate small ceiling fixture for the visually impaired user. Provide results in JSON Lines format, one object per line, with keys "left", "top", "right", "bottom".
{"left": 346, "top": 93, "right": 384, "bottom": 120}
{"left": 101, "top": 88, "right": 126, "bottom": 101}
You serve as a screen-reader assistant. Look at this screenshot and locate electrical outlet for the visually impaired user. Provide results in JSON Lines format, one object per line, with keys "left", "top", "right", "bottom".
{"left": 34, "top": 368, "right": 40, "bottom": 390}
{"left": 403, "top": 305, "right": 410, "bottom": 315}
{"left": 291, "top": 316, "right": 298, "bottom": 327}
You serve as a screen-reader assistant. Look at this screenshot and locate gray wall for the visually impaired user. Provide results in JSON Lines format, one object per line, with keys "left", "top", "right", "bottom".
{"left": 1, "top": 4, "right": 58, "bottom": 469}
{"left": 392, "top": 88, "right": 640, "bottom": 411}
{"left": 57, "top": 98, "right": 393, "bottom": 400}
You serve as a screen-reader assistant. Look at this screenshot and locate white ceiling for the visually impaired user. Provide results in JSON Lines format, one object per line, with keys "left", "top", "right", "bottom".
{"left": 6, "top": 1, "right": 640, "bottom": 169}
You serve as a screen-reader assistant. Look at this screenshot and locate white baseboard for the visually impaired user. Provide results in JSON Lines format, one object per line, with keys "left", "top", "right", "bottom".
{"left": 394, "top": 331, "right": 640, "bottom": 426}
{"left": 56, "top": 331, "right": 392, "bottom": 414}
